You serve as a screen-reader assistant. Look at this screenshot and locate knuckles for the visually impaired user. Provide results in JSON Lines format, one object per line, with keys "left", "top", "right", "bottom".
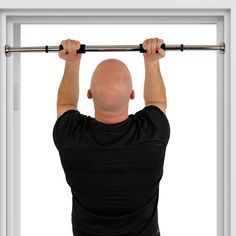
{"left": 61, "top": 39, "right": 81, "bottom": 53}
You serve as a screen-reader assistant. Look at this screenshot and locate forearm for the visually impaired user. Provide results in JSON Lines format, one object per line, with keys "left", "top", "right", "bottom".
{"left": 144, "top": 60, "right": 167, "bottom": 107}
{"left": 57, "top": 61, "right": 80, "bottom": 107}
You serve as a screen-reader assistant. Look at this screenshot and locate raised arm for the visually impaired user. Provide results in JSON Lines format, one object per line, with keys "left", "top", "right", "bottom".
{"left": 142, "top": 38, "right": 167, "bottom": 114}
{"left": 56, "top": 39, "right": 81, "bottom": 118}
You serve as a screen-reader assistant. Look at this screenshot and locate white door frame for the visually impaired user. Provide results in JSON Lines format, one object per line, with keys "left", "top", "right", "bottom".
{"left": 0, "top": 9, "right": 232, "bottom": 236}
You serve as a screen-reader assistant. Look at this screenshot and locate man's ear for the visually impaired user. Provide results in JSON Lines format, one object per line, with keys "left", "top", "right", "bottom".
{"left": 130, "top": 89, "right": 135, "bottom": 100}
{"left": 87, "top": 89, "right": 93, "bottom": 99}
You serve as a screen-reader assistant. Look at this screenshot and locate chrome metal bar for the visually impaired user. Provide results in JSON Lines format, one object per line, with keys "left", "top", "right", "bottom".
{"left": 161, "top": 44, "right": 225, "bottom": 51}
{"left": 5, "top": 43, "right": 225, "bottom": 55}
{"left": 85, "top": 45, "right": 141, "bottom": 52}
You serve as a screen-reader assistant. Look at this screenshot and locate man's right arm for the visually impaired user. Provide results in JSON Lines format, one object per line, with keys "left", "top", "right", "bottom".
{"left": 143, "top": 38, "right": 167, "bottom": 114}
{"left": 57, "top": 39, "right": 81, "bottom": 119}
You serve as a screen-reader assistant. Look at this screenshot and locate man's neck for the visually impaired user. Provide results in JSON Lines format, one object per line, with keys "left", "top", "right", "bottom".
{"left": 95, "top": 111, "right": 129, "bottom": 125}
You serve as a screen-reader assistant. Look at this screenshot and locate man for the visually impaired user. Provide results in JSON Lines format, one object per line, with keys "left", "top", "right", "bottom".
{"left": 53, "top": 38, "right": 170, "bottom": 236}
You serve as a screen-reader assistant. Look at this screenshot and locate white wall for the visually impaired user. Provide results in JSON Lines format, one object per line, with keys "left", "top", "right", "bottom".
{"left": 20, "top": 24, "right": 217, "bottom": 236}
{"left": 0, "top": 0, "right": 234, "bottom": 8}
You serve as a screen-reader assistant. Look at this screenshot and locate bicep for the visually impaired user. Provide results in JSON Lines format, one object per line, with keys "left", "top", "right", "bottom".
{"left": 57, "top": 105, "right": 78, "bottom": 119}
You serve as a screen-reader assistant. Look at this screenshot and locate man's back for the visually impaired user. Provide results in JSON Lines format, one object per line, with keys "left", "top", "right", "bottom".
{"left": 53, "top": 106, "right": 170, "bottom": 236}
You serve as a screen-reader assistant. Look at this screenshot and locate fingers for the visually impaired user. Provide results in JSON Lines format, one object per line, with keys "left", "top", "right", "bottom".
{"left": 60, "top": 39, "right": 81, "bottom": 55}
{"left": 143, "top": 38, "right": 165, "bottom": 57}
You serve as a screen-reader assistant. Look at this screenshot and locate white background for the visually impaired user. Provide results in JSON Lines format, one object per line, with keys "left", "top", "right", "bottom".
{"left": 20, "top": 24, "right": 217, "bottom": 236}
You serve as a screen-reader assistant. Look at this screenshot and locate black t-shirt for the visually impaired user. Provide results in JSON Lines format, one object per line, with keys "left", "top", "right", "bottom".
{"left": 53, "top": 106, "right": 170, "bottom": 236}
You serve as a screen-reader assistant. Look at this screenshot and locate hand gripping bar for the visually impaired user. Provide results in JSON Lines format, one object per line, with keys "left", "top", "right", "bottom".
{"left": 58, "top": 44, "right": 166, "bottom": 53}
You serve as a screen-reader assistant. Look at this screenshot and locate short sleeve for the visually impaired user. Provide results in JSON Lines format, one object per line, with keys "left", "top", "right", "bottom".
{"left": 135, "top": 106, "right": 170, "bottom": 146}
{"left": 53, "top": 110, "right": 82, "bottom": 150}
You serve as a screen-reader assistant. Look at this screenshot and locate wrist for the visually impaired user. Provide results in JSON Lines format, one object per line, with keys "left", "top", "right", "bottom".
{"left": 65, "top": 60, "right": 81, "bottom": 67}
{"left": 144, "top": 59, "right": 160, "bottom": 70}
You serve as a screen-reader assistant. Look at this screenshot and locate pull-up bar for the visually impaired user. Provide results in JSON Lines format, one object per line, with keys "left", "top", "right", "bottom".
{"left": 5, "top": 43, "right": 225, "bottom": 55}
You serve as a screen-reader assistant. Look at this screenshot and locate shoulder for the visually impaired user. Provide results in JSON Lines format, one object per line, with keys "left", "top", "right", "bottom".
{"left": 134, "top": 105, "right": 170, "bottom": 145}
{"left": 55, "top": 109, "right": 80, "bottom": 125}
{"left": 134, "top": 105, "right": 169, "bottom": 128}
{"left": 145, "top": 103, "right": 166, "bottom": 115}
{"left": 53, "top": 109, "right": 86, "bottom": 150}
{"left": 135, "top": 105, "right": 168, "bottom": 120}
{"left": 57, "top": 105, "right": 78, "bottom": 119}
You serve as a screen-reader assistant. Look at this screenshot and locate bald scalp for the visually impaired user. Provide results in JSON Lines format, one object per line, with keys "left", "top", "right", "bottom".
{"left": 90, "top": 59, "right": 133, "bottom": 113}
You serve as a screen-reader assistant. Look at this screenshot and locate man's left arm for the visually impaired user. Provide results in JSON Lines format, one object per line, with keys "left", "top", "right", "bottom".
{"left": 57, "top": 39, "right": 81, "bottom": 119}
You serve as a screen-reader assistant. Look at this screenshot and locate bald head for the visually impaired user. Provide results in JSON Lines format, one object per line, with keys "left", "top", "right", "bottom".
{"left": 89, "top": 59, "right": 134, "bottom": 114}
